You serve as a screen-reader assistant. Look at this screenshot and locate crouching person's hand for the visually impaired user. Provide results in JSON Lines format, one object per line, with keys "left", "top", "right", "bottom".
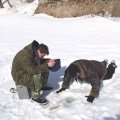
{"left": 85, "top": 95, "right": 95, "bottom": 103}
{"left": 47, "top": 59, "right": 56, "bottom": 68}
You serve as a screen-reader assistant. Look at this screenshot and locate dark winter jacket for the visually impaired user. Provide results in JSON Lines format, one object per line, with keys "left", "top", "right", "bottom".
{"left": 11, "top": 40, "right": 49, "bottom": 90}
{"left": 59, "top": 59, "right": 107, "bottom": 97}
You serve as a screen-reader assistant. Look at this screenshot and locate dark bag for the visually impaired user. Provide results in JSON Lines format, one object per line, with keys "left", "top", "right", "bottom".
{"left": 103, "top": 61, "right": 117, "bottom": 80}
{"left": 50, "top": 59, "right": 61, "bottom": 72}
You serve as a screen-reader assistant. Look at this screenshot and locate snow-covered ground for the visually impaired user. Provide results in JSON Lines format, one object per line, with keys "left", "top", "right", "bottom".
{"left": 0, "top": 2, "right": 120, "bottom": 120}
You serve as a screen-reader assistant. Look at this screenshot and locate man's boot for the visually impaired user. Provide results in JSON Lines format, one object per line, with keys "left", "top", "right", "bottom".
{"left": 32, "top": 96, "right": 48, "bottom": 105}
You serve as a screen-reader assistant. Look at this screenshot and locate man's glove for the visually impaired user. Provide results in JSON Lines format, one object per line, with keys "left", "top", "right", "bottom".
{"left": 85, "top": 95, "right": 95, "bottom": 103}
{"left": 40, "top": 59, "right": 48, "bottom": 64}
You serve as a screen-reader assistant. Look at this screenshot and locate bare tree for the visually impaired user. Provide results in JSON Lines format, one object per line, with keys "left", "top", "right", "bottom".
{"left": 0, "top": 0, "right": 4, "bottom": 8}
{"left": 2, "top": 0, "right": 12, "bottom": 8}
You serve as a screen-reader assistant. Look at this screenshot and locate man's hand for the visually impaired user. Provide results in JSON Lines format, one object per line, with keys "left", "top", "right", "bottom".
{"left": 47, "top": 59, "right": 56, "bottom": 68}
{"left": 85, "top": 95, "right": 95, "bottom": 103}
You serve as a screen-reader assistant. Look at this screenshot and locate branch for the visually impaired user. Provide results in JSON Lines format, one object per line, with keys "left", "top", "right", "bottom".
{"left": 3, "top": 0, "right": 12, "bottom": 8}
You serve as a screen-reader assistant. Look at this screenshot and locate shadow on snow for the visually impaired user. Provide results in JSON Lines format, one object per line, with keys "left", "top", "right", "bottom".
{"left": 43, "top": 66, "right": 66, "bottom": 97}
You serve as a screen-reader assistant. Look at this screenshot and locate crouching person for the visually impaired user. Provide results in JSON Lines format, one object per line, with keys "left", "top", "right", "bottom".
{"left": 11, "top": 40, "right": 56, "bottom": 105}
{"left": 56, "top": 59, "right": 117, "bottom": 103}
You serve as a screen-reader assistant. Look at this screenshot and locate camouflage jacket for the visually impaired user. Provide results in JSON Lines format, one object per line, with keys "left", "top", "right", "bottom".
{"left": 11, "top": 41, "right": 49, "bottom": 89}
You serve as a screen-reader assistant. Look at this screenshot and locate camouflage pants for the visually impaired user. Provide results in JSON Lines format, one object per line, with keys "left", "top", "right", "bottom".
{"left": 32, "top": 72, "right": 49, "bottom": 99}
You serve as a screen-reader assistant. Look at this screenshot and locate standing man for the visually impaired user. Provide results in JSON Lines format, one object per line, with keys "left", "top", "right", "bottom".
{"left": 11, "top": 40, "right": 56, "bottom": 105}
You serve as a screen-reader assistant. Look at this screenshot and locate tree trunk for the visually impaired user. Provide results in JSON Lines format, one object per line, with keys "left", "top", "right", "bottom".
{"left": 0, "top": 0, "right": 4, "bottom": 8}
